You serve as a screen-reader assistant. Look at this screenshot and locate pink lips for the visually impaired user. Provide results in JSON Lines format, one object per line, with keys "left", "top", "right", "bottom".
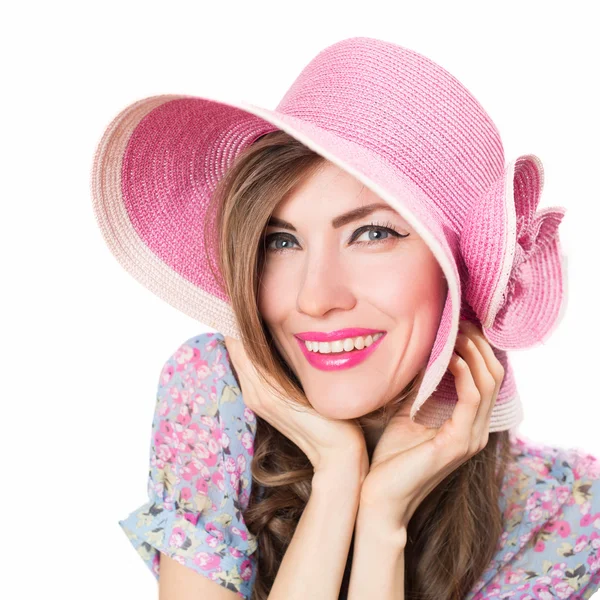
{"left": 295, "top": 331, "right": 387, "bottom": 371}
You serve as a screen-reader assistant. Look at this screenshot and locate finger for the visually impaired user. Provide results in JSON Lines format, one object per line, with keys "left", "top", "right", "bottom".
{"left": 442, "top": 351, "right": 481, "bottom": 456}
{"left": 458, "top": 322, "right": 505, "bottom": 429}
{"left": 454, "top": 330, "right": 497, "bottom": 441}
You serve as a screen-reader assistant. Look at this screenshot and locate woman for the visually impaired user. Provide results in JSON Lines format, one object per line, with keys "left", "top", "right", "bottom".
{"left": 92, "top": 37, "right": 600, "bottom": 599}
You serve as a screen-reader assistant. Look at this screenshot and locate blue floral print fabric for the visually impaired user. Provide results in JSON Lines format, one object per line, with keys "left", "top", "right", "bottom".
{"left": 119, "top": 332, "right": 600, "bottom": 599}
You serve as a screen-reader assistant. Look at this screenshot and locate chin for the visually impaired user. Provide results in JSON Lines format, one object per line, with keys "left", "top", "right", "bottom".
{"left": 307, "top": 394, "right": 385, "bottom": 421}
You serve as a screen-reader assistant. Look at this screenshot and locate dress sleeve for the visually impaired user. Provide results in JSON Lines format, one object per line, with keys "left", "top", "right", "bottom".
{"left": 118, "top": 332, "right": 258, "bottom": 599}
{"left": 468, "top": 441, "right": 600, "bottom": 600}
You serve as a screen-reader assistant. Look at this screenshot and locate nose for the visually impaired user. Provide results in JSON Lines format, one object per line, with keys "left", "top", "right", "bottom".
{"left": 296, "top": 249, "right": 357, "bottom": 318}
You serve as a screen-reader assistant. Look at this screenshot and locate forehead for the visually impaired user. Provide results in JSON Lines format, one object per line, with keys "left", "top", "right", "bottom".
{"left": 272, "top": 161, "right": 412, "bottom": 229}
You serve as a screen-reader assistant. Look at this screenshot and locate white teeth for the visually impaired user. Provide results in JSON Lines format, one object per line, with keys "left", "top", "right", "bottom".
{"left": 305, "top": 332, "right": 383, "bottom": 354}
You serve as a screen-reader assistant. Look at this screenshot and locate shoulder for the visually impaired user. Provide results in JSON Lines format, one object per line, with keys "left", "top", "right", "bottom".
{"left": 157, "top": 332, "right": 251, "bottom": 421}
{"left": 468, "top": 434, "right": 600, "bottom": 599}
{"left": 154, "top": 330, "right": 257, "bottom": 463}
{"left": 118, "top": 331, "right": 258, "bottom": 598}
{"left": 158, "top": 331, "right": 230, "bottom": 388}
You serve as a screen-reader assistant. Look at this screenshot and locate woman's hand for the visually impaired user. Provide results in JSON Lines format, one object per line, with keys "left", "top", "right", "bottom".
{"left": 358, "top": 320, "right": 505, "bottom": 532}
{"left": 224, "top": 336, "right": 369, "bottom": 479}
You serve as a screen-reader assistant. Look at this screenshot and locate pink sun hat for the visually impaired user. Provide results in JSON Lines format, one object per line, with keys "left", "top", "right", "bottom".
{"left": 90, "top": 36, "right": 568, "bottom": 432}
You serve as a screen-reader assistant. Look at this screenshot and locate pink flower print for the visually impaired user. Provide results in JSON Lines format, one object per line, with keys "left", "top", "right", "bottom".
{"left": 152, "top": 480, "right": 165, "bottom": 498}
{"left": 212, "top": 361, "right": 228, "bottom": 379}
{"left": 531, "top": 458, "right": 550, "bottom": 478}
{"left": 220, "top": 430, "right": 231, "bottom": 451}
{"left": 591, "top": 531, "right": 600, "bottom": 549}
{"left": 207, "top": 435, "right": 220, "bottom": 455}
{"left": 158, "top": 397, "right": 171, "bottom": 417}
{"left": 176, "top": 404, "right": 192, "bottom": 427}
{"left": 181, "top": 460, "right": 200, "bottom": 482}
{"left": 184, "top": 511, "right": 200, "bottom": 526}
{"left": 540, "top": 487, "right": 555, "bottom": 502}
{"left": 179, "top": 487, "right": 192, "bottom": 502}
{"left": 211, "top": 468, "right": 225, "bottom": 492}
{"left": 230, "top": 471, "right": 239, "bottom": 489}
{"left": 503, "top": 568, "right": 524, "bottom": 585}
{"left": 574, "top": 535, "right": 589, "bottom": 553}
{"left": 154, "top": 430, "right": 165, "bottom": 447}
{"left": 231, "top": 526, "right": 248, "bottom": 541}
{"left": 181, "top": 426, "right": 198, "bottom": 448}
{"left": 192, "top": 441, "right": 218, "bottom": 468}
{"left": 195, "top": 362, "right": 212, "bottom": 380}
{"left": 240, "top": 558, "right": 253, "bottom": 582}
{"left": 483, "top": 581, "right": 501, "bottom": 596}
{"left": 533, "top": 539, "right": 545, "bottom": 552}
{"left": 156, "top": 443, "right": 174, "bottom": 463}
{"left": 205, "top": 522, "right": 225, "bottom": 543}
{"left": 194, "top": 460, "right": 211, "bottom": 480}
{"left": 193, "top": 392, "right": 206, "bottom": 406}
{"left": 237, "top": 453, "right": 247, "bottom": 473}
{"left": 205, "top": 337, "right": 219, "bottom": 353}
{"left": 571, "top": 452, "right": 600, "bottom": 480}
{"left": 160, "top": 419, "right": 174, "bottom": 437}
{"left": 209, "top": 385, "right": 218, "bottom": 402}
{"left": 169, "top": 527, "right": 187, "bottom": 548}
{"left": 551, "top": 580, "right": 572, "bottom": 599}
{"left": 169, "top": 384, "right": 182, "bottom": 404}
{"left": 225, "top": 456, "right": 238, "bottom": 474}
{"left": 244, "top": 407, "right": 256, "bottom": 422}
{"left": 196, "top": 427, "right": 210, "bottom": 443}
{"left": 193, "top": 551, "right": 221, "bottom": 571}
{"left": 195, "top": 476, "right": 209, "bottom": 495}
{"left": 555, "top": 486, "right": 571, "bottom": 504}
{"left": 531, "top": 579, "right": 553, "bottom": 599}
{"left": 548, "top": 566, "right": 565, "bottom": 579}
{"left": 180, "top": 388, "right": 191, "bottom": 404}
{"left": 200, "top": 415, "right": 216, "bottom": 430}
{"left": 174, "top": 344, "right": 195, "bottom": 366}
{"left": 528, "top": 507, "right": 544, "bottom": 523}
{"left": 580, "top": 499, "right": 593, "bottom": 516}
{"left": 241, "top": 431, "right": 254, "bottom": 456}
{"left": 160, "top": 363, "right": 175, "bottom": 386}
{"left": 525, "top": 491, "right": 541, "bottom": 511}
{"left": 554, "top": 520, "right": 571, "bottom": 538}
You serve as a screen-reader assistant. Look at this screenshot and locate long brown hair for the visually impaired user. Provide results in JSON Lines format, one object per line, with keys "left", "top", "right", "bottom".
{"left": 205, "top": 130, "right": 514, "bottom": 600}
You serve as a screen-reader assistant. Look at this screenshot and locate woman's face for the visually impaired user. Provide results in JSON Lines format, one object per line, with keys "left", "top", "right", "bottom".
{"left": 257, "top": 161, "right": 447, "bottom": 420}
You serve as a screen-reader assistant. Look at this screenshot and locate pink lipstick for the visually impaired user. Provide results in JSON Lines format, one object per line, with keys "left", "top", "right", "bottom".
{"left": 294, "top": 330, "right": 386, "bottom": 371}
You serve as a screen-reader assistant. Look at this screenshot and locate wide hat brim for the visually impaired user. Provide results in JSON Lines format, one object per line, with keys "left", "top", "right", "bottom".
{"left": 91, "top": 93, "right": 567, "bottom": 431}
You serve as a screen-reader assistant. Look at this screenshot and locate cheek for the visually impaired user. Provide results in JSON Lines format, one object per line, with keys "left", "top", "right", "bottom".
{"left": 366, "top": 249, "right": 446, "bottom": 323}
{"left": 257, "top": 262, "right": 295, "bottom": 325}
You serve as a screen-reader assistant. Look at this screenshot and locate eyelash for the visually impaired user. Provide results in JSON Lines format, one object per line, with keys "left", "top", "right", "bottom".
{"left": 263, "top": 220, "right": 409, "bottom": 254}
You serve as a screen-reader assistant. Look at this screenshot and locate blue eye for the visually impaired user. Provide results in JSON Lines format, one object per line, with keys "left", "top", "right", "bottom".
{"left": 264, "top": 234, "right": 299, "bottom": 253}
{"left": 263, "top": 220, "right": 409, "bottom": 254}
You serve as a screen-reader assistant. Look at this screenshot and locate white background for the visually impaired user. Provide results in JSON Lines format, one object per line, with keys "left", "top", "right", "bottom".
{"left": 2, "top": 0, "right": 599, "bottom": 597}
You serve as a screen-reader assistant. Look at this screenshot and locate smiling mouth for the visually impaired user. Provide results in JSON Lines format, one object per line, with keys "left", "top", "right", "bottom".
{"left": 295, "top": 332, "right": 387, "bottom": 371}
{"left": 302, "top": 332, "right": 386, "bottom": 354}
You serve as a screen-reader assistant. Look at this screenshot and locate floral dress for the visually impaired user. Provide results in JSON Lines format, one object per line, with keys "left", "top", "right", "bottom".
{"left": 118, "top": 332, "right": 600, "bottom": 599}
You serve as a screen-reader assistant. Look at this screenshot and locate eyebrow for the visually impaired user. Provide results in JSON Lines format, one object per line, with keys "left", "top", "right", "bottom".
{"left": 266, "top": 202, "right": 399, "bottom": 231}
